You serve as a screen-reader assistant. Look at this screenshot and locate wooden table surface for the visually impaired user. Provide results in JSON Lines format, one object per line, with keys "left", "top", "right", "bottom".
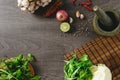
{"left": 0, "top": 0, "right": 120, "bottom": 80}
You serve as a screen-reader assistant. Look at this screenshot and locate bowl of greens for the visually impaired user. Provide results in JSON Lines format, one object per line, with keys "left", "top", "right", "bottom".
{"left": 0, "top": 54, "right": 41, "bottom": 80}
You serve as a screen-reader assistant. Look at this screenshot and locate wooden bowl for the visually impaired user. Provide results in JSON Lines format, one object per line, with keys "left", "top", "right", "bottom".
{"left": 4, "top": 58, "right": 35, "bottom": 78}
{"left": 28, "top": 63, "right": 35, "bottom": 77}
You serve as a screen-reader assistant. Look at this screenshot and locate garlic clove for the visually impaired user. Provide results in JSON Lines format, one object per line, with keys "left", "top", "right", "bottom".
{"left": 21, "top": 0, "right": 29, "bottom": 8}
{"left": 28, "top": 2, "right": 35, "bottom": 11}
{"left": 42, "top": 2, "right": 49, "bottom": 7}
{"left": 69, "top": 17, "right": 74, "bottom": 24}
{"left": 21, "top": 7, "right": 27, "bottom": 11}
{"left": 41, "top": 0, "right": 48, "bottom": 3}
{"left": 18, "top": 0, "right": 22, "bottom": 6}
{"left": 80, "top": 14, "right": 85, "bottom": 20}
{"left": 76, "top": 11, "right": 81, "bottom": 18}
{"left": 48, "top": 0, "right": 52, "bottom": 2}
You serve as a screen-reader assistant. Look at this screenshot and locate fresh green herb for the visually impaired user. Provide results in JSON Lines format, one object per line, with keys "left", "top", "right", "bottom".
{"left": 0, "top": 54, "right": 41, "bottom": 80}
{"left": 64, "top": 54, "right": 93, "bottom": 80}
{"left": 27, "top": 54, "right": 36, "bottom": 61}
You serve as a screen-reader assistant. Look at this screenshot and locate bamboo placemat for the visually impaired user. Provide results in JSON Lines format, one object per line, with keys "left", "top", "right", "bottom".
{"left": 64, "top": 34, "right": 120, "bottom": 80}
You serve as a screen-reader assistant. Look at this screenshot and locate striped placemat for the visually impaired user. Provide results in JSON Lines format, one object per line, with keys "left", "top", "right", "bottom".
{"left": 64, "top": 34, "right": 120, "bottom": 80}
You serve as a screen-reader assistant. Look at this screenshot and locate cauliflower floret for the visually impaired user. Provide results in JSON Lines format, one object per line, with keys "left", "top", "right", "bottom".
{"left": 91, "top": 64, "right": 112, "bottom": 80}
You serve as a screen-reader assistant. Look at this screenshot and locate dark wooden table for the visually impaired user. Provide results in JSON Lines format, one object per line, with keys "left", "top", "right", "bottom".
{"left": 0, "top": 0, "right": 120, "bottom": 80}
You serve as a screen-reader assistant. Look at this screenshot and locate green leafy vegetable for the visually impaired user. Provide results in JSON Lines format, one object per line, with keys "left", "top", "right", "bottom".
{"left": 80, "top": 54, "right": 88, "bottom": 61}
{"left": 64, "top": 54, "right": 93, "bottom": 80}
{"left": 0, "top": 54, "right": 41, "bottom": 80}
{"left": 27, "top": 54, "right": 36, "bottom": 61}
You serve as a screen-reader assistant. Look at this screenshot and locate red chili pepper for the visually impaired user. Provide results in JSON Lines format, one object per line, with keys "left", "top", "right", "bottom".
{"left": 87, "top": 0, "right": 91, "bottom": 2}
{"left": 83, "top": 5, "right": 93, "bottom": 11}
{"left": 72, "top": 0, "right": 76, "bottom": 3}
{"left": 87, "top": 0, "right": 92, "bottom": 4}
{"left": 79, "top": 0, "right": 92, "bottom": 5}
{"left": 79, "top": 2, "right": 91, "bottom": 6}
{"left": 79, "top": 0, "right": 93, "bottom": 12}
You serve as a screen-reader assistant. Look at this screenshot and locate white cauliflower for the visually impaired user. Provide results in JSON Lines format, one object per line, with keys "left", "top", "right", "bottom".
{"left": 91, "top": 64, "right": 112, "bottom": 80}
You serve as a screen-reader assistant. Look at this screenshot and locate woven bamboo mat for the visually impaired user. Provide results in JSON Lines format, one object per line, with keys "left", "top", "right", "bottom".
{"left": 64, "top": 34, "right": 120, "bottom": 80}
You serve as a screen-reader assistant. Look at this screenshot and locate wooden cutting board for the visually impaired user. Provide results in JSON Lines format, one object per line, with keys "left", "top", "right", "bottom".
{"left": 64, "top": 34, "right": 120, "bottom": 80}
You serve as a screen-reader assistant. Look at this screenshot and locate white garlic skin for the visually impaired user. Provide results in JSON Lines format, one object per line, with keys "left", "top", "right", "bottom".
{"left": 69, "top": 17, "right": 74, "bottom": 24}
{"left": 80, "top": 14, "right": 85, "bottom": 20}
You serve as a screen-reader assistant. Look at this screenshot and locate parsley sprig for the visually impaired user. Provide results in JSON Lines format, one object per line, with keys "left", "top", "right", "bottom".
{"left": 64, "top": 54, "right": 93, "bottom": 80}
{"left": 0, "top": 54, "right": 41, "bottom": 80}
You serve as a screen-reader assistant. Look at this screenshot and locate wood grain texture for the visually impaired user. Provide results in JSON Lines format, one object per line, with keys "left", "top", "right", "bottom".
{"left": 0, "top": 0, "right": 120, "bottom": 80}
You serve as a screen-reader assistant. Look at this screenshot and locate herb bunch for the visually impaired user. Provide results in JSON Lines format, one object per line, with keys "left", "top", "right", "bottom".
{"left": 0, "top": 54, "right": 41, "bottom": 80}
{"left": 64, "top": 54, "right": 93, "bottom": 80}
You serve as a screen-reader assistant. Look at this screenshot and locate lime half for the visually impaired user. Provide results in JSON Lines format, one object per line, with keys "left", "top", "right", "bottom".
{"left": 60, "top": 22, "right": 71, "bottom": 32}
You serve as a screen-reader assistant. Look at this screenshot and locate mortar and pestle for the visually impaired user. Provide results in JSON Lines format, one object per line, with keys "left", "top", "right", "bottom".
{"left": 93, "top": 6, "right": 120, "bottom": 36}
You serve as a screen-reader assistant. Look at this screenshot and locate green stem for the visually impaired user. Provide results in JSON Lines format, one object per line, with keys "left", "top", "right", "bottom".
{"left": 0, "top": 69, "right": 18, "bottom": 80}
{"left": 66, "top": 77, "right": 76, "bottom": 80}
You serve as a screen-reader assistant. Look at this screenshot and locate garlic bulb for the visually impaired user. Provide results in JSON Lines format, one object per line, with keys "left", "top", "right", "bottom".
{"left": 18, "top": 0, "right": 52, "bottom": 13}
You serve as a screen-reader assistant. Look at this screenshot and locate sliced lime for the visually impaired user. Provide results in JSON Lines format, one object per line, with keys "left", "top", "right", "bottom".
{"left": 60, "top": 22, "right": 71, "bottom": 32}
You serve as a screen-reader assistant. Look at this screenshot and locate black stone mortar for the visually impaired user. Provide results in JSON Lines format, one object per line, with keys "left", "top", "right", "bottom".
{"left": 93, "top": 6, "right": 120, "bottom": 36}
